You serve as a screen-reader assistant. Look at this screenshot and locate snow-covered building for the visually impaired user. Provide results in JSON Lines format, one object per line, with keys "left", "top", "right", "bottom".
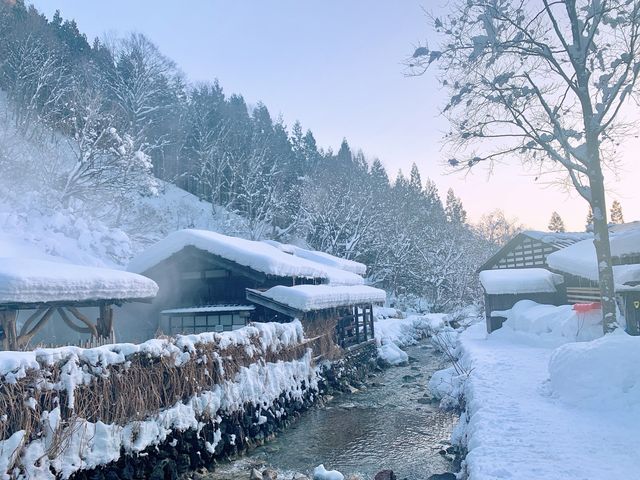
{"left": 128, "top": 229, "right": 384, "bottom": 345}
{"left": 479, "top": 268, "right": 566, "bottom": 332}
{"left": 547, "top": 225, "right": 640, "bottom": 334}
{"left": 478, "top": 230, "right": 591, "bottom": 272}
{"left": 0, "top": 258, "right": 158, "bottom": 350}
{"left": 477, "top": 230, "right": 589, "bottom": 332}
{"left": 478, "top": 224, "right": 640, "bottom": 335}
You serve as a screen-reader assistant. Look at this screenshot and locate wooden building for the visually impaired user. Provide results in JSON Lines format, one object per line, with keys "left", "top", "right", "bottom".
{"left": 478, "top": 231, "right": 590, "bottom": 272}
{"left": 0, "top": 258, "right": 158, "bottom": 351}
{"left": 127, "top": 229, "right": 377, "bottom": 345}
{"left": 246, "top": 285, "right": 386, "bottom": 348}
{"left": 478, "top": 268, "right": 566, "bottom": 333}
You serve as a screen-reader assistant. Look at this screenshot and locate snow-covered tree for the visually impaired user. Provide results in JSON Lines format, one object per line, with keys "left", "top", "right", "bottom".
{"left": 445, "top": 188, "right": 467, "bottom": 224}
{"left": 104, "top": 33, "right": 184, "bottom": 171}
{"left": 610, "top": 200, "right": 624, "bottom": 224}
{"left": 548, "top": 211, "right": 566, "bottom": 233}
{"left": 59, "top": 72, "right": 158, "bottom": 207}
{"left": 411, "top": 0, "right": 640, "bottom": 331}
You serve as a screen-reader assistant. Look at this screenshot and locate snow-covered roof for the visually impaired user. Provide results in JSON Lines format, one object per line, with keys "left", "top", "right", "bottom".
{"left": 479, "top": 268, "right": 564, "bottom": 295}
{"left": 547, "top": 227, "right": 640, "bottom": 285}
{"left": 263, "top": 240, "right": 367, "bottom": 275}
{"left": 0, "top": 258, "right": 158, "bottom": 305}
{"left": 522, "top": 231, "right": 592, "bottom": 249}
{"left": 161, "top": 304, "right": 255, "bottom": 315}
{"left": 128, "top": 230, "right": 363, "bottom": 286}
{"left": 259, "top": 285, "right": 386, "bottom": 312}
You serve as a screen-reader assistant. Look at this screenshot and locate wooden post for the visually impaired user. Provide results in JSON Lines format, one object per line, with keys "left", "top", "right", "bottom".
{"left": 362, "top": 305, "right": 368, "bottom": 341}
{"left": 369, "top": 304, "right": 375, "bottom": 338}
{"left": 0, "top": 310, "right": 18, "bottom": 351}
{"left": 97, "top": 304, "right": 114, "bottom": 339}
{"left": 354, "top": 306, "right": 360, "bottom": 344}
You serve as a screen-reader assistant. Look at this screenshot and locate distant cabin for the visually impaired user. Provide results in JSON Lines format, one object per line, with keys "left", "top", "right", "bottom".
{"left": 127, "top": 230, "right": 384, "bottom": 349}
{"left": 478, "top": 231, "right": 591, "bottom": 272}
{"left": 477, "top": 230, "right": 590, "bottom": 332}
{"left": 546, "top": 223, "right": 640, "bottom": 334}
{"left": 478, "top": 224, "right": 640, "bottom": 335}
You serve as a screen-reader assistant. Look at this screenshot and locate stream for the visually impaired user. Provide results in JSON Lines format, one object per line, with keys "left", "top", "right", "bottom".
{"left": 206, "top": 341, "right": 458, "bottom": 480}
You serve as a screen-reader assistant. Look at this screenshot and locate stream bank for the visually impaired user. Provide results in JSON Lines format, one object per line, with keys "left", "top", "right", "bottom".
{"left": 201, "top": 341, "right": 458, "bottom": 480}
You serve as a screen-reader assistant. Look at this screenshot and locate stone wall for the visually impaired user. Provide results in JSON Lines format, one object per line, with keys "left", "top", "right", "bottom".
{"left": 70, "top": 340, "right": 378, "bottom": 480}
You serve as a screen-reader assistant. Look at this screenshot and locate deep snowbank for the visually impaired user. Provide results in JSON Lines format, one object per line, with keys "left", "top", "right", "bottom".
{"left": 443, "top": 304, "right": 640, "bottom": 480}
{"left": 374, "top": 313, "right": 448, "bottom": 365}
{"left": 549, "top": 331, "right": 640, "bottom": 410}
{"left": 497, "top": 300, "right": 602, "bottom": 345}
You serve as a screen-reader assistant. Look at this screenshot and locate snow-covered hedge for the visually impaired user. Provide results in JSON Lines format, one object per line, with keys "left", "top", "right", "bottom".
{"left": 0, "top": 321, "right": 318, "bottom": 479}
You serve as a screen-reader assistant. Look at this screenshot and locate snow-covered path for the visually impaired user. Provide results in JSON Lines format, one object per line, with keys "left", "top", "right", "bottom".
{"left": 459, "top": 323, "right": 640, "bottom": 480}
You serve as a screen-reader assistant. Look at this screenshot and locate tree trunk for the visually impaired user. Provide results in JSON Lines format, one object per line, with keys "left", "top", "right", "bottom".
{"left": 589, "top": 172, "right": 618, "bottom": 333}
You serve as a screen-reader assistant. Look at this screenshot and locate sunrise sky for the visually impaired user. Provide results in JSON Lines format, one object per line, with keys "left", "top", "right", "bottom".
{"left": 30, "top": 0, "right": 640, "bottom": 231}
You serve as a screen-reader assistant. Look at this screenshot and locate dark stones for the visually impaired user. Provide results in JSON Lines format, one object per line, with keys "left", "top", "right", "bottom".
{"left": 149, "top": 459, "right": 177, "bottom": 480}
{"left": 374, "top": 470, "right": 396, "bottom": 480}
{"left": 427, "top": 474, "right": 456, "bottom": 480}
{"left": 249, "top": 468, "right": 264, "bottom": 480}
{"left": 262, "top": 467, "right": 278, "bottom": 480}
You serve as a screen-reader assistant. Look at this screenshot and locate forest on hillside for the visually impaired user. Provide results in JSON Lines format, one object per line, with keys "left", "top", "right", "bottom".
{"left": 0, "top": 1, "right": 520, "bottom": 311}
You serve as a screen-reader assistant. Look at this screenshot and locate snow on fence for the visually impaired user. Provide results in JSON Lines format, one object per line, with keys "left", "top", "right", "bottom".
{"left": 0, "top": 321, "right": 320, "bottom": 479}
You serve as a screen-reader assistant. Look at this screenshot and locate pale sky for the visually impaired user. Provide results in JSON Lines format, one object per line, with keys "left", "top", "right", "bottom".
{"left": 30, "top": 0, "right": 639, "bottom": 231}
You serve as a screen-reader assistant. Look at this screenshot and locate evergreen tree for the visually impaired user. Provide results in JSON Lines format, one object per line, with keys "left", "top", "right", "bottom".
{"left": 610, "top": 200, "right": 624, "bottom": 224}
{"left": 548, "top": 211, "right": 566, "bottom": 233}
{"left": 586, "top": 207, "right": 594, "bottom": 232}
{"left": 445, "top": 188, "right": 467, "bottom": 224}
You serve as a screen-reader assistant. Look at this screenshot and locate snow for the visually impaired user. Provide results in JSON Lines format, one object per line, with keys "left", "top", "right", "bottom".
{"left": 160, "top": 305, "right": 255, "bottom": 314}
{"left": 377, "top": 342, "right": 409, "bottom": 365}
{"left": 128, "top": 229, "right": 364, "bottom": 286}
{"left": 375, "top": 314, "right": 447, "bottom": 347}
{"left": 0, "top": 258, "right": 158, "bottom": 304}
{"left": 259, "top": 285, "right": 386, "bottom": 312}
{"left": 547, "top": 226, "right": 640, "bottom": 285}
{"left": 264, "top": 240, "right": 367, "bottom": 275}
{"left": 447, "top": 306, "right": 640, "bottom": 480}
{"left": 478, "top": 268, "right": 564, "bottom": 294}
{"left": 374, "top": 314, "right": 449, "bottom": 365}
{"left": 521, "top": 230, "right": 591, "bottom": 249}
{"left": 549, "top": 332, "right": 640, "bottom": 410}
{"left": 313, "top": 464, "right": 344, "bottom": 480}
{"left": 495, "top": 300, "right": 602, "bottom": 345}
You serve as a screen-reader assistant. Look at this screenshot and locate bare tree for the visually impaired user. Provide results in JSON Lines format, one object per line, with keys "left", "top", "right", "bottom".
{"left": 476, "top": 209, "right": 523, "bottom": 246}
{"left": 411, "top": 0, "right": 640, "bottom": 331}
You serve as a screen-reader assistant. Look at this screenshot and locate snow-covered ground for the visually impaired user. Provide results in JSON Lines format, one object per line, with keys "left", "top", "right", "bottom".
{"left": 439, "top": 301, "right": 640, "bottom": 480}
{"left": 373, "top": 310, "right": 449, "bottom": 365}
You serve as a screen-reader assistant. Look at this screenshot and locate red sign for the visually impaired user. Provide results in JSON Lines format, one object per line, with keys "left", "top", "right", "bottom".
{"left": 572, "top": 302, "right": 602, "bottom": 313}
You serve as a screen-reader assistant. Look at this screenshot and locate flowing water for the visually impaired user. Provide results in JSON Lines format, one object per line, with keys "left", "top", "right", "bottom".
{"left": 208, "top": 342, "right": 458, "bottom": 480}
